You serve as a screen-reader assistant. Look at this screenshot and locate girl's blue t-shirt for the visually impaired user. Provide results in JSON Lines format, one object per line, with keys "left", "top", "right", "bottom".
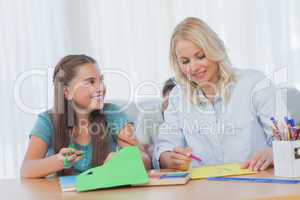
{"left": 29, "top": 103, "right": 132, "bottom": 173}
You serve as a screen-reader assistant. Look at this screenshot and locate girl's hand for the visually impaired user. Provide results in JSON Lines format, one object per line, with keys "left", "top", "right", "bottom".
{"left": 241, "top": 147, "right": 273, "bottom": 171}
{"left": 118, "top": 124, "right": 152, "bottom": 169}
{"left": 104, "top": 152, "right": 116, "bottom": 163}
{"left": 160, "top": 147, "right": 192, "bottom": 171}
{"left": 57, "top": 147, "right": 84, "bottom": 168}
{"left": 118, "top": 124, "right": 139, "bottom": 147}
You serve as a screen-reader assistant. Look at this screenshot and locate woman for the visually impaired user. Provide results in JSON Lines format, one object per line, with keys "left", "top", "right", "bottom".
{"left": 153, "top": 17, "right": 285, "bottom": 171}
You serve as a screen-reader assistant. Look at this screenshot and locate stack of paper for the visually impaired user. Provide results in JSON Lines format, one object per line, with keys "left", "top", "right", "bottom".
{"left": 191, "top": 163, "right": 256, "bottom": 179}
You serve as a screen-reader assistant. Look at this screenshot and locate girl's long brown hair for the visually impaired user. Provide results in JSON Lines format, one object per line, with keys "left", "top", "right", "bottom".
{"left": 51, "top": 55, "right": 108, "bottom": 175}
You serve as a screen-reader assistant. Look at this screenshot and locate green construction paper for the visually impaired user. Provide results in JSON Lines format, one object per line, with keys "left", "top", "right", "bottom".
{"left": 75, "top": 146, "right": 149, "bottom": 192}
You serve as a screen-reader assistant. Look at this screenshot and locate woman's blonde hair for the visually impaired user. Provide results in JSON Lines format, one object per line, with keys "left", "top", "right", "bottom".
{"left": 170, "top": 17, "right": 235, "bottom": 104}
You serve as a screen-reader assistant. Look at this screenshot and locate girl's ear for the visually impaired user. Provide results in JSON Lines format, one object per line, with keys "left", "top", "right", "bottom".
{"left": 64, "top": 86, "right": 72, "bottom": 100}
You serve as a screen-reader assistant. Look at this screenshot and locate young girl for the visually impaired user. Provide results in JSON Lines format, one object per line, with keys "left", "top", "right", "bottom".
{"left": 153, "top": 17, "right": 286, "bottom": 171}
{"left": 21, "top": 55, "right": 151, "bottom": 178}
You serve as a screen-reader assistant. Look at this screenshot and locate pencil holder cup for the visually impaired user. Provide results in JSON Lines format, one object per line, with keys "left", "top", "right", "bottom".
{"left": 272, "top": 140, "right": 300, "bottom": 178}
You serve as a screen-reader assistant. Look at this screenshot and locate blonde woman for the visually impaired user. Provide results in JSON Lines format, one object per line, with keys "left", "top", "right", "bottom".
{"left": 153, "top": 17, "right": 284, "bottom": 171}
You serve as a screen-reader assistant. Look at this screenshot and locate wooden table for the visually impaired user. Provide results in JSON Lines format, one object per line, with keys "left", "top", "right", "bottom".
{"left": 1, "top": 169, "right": 300, "bottom": 200}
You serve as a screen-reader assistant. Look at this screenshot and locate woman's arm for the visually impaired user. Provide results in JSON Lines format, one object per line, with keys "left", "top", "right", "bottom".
{"left": 242, "top": 77, "right": 285, "bottom": 171}
{"left": 20, "top": 136, "right": 82, "bottom": 178}
{"left": 159, "top": 147, "right": 192, "bottom": 171}
{"left": 117, "top": 124, "right": 152, "bottom": 170}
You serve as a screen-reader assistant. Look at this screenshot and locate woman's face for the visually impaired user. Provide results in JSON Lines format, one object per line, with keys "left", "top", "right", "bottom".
{"left": 66, "top": 63, "right": 106, "bottom": 113}
{"left": 175, "top": 40, "right": 220, "bottom": 86}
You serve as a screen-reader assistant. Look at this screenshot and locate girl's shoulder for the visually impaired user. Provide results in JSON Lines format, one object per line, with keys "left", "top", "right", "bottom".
{"left": 102, "top": 103, "right": 132, "bottom": 135}
{"left": 30, "top": 110, "right": 54, "bottom": 145}
{"left": 37, "top": 110, "right": 53, "bottom": 121}
{"left": 35, "top": 110, "right": 54, "bottom": 128}
{"left": 103, "top": 103, "right": 130, "bottom": 122}
{"left": 103, "top": 103, "right": 123, "bottom": 113}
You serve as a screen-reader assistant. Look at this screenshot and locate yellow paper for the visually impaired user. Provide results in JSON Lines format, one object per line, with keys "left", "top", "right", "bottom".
{"left": 191, "top": 163, "right": 256, "bottom": 179}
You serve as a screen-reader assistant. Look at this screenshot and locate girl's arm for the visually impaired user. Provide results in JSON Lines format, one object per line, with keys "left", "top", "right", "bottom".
{"left": 20, "top": 136, "right": 82, "bottom": 178}
{"left": 20, "top": 136, "right": 63, "bottom": 178}
{"left": 117, "top": 124, "right": 152, "bottom": 170}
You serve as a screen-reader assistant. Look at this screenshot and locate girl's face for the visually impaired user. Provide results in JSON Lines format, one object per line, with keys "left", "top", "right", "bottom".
{"left": 175, "top": 40, "right": 220, "bottom": 86}
{"left": 65, "top": 63, "right": 105, "bottom": 113}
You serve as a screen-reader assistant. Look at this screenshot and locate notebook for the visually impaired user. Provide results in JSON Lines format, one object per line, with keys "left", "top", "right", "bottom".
{"left": 76, "top": 146, "right": 149, "bottom": 192}
{"left": 191, "top": 163, "right": 256, "bottom": 179}
{"left": 59, "top": 171, "right": 191, "bottom": 191}
{"left": 143, "top": 171, "right": 190, "bottom": 186}
{"left": 59, "top": 175, "right": 76, "bottom": 192}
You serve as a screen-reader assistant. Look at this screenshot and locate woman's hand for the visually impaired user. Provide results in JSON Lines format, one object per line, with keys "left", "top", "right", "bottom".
{"left": 159, "top": 147, "right": 192, "bottom": 171}
{"left": 241, "top": 147, "right": 273, "bottom": 171}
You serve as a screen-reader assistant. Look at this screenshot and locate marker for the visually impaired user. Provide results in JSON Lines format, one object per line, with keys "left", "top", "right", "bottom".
{"left": 190, "top": 154, "right": 202, "bottom": 162}
{"left": 289, "top": 119, "right": 297, "bottom": 140}
{"left": 173, "top": 147, "right": 203, "bottom": 163}
{"left": 67, "top": 144, "right": 85, "bottom": 156}
{"left": 293, "top": 125, "right": 300, "bottom": 140}
{"left": 284, "top": 117, "right": 292, "bottom": 140}
{"left": 270, "top": 117, "right": 281, "bottom": 140}
{"left": 63, "top": 149, "right": 84, "bottom": 157}
{"left": 176, "top": 150, "right": 202, "bottom": 163}
{"left": 270, "top": 117, "right": 279, "bottom": 129}
{"left": 289, "top": 119, "right": 296, "bottom": 127}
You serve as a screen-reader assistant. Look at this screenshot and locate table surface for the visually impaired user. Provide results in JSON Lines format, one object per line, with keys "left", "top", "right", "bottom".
{"left": 1, "top": 169, "right": 300, "bottom": 200}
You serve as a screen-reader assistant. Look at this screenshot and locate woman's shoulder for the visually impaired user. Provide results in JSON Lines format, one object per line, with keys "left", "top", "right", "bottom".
{"left": 233, "top": 68, "right": 267, "bottom": 81}
{"left": 233, "top": 68, "right": 269, "bottom": 87}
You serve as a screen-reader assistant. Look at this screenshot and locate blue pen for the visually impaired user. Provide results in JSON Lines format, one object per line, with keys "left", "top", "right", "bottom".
{"left": 284, "top": 116, "right": 289, "bottom": 124}
{"left": 284, "top": 116, "right": 292, "bottom": 140}
{"left": 270, "top": 117, "right": 278, "bottom": 128}
{"left": 289, "top": 119, "right": 296, "bottom": 127}
{"left": 207, "top": 177, "right": 300, "bottom": 184}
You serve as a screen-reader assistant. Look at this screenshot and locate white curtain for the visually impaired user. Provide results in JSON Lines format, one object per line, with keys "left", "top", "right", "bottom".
{"left": 1, "top": 0, "right": 299, "bottom": 179}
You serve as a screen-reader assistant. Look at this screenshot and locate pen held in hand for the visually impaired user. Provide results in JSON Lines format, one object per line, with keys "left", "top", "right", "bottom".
{"left": 190, "top": 154, "right": 202, "bottom": 162}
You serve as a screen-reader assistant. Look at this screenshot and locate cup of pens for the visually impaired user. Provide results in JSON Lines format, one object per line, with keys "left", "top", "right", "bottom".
{"left": 271, "top": 117, "right": 300, "bottom": 178}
